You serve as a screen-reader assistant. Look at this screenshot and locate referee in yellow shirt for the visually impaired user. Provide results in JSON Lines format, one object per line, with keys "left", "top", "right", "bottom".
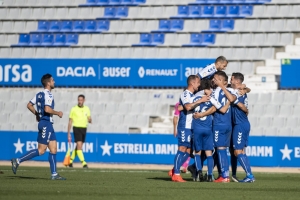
{"left": 67, "top": 94, "right": 92, "bottom": 168}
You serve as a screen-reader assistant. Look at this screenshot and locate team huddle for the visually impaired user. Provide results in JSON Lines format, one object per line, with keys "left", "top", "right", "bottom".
{"left": 170, "top": 56, "right": 255, "bottom": 183}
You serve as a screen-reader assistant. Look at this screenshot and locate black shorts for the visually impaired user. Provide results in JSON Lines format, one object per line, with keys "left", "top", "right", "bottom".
{"left": 73, "top": 127, "right": 87, "bottom": 143}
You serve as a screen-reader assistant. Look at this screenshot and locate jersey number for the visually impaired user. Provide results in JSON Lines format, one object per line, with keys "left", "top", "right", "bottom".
{"left": 221, "top": 97, "right": 230, "bottom": 113}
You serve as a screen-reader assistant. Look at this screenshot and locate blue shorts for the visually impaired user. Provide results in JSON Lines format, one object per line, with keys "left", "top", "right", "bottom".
{"left": 232, "top": 122, "right": 250, "bottom": 150}
{"left": 37, "top": 120, "right": 56, "bottom": 145}
{"left": 193, "top": 127, "right": 213, "bottom": 151}
{"left": 177, "top": 128, "right": 192, "bottom": 148}
{"left": 213, "top": 125, "right": 232, "bottom": 147}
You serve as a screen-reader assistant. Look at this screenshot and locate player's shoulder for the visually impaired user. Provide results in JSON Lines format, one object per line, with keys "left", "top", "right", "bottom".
{"left": 181, "top": 89, "right": 193, "bottom": 97}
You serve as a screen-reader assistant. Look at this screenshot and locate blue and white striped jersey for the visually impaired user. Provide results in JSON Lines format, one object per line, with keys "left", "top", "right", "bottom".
{"left": 30, "top": 89, "right": 55, "bottom": 123}
{"left": 178, "top": 89, "right": 194, "bottom": 129}
{"left": 197, "top": 63, "right": 217, "bottom": 79}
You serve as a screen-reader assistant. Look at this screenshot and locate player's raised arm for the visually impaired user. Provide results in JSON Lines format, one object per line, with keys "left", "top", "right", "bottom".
{"left": 193, "top": 106, "right": 216, "bottom": 119}
{"left": 213, "top": 73, "right": 237, "bottom": 103}
{"left": 184, "top": 95, "right": 210, "bottom": 111}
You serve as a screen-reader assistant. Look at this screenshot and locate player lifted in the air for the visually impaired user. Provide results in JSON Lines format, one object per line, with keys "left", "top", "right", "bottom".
{"left": 170, "top": 75, "right": 209, "bottom": 182}
{"left": 197, "top": 56, "right": 228, "bottom": 79}
{"left": 11, "top": 74, "right": 66, "bottom": 180}
{"left": 229, "top": 72, "right": 255, "bottom": 183}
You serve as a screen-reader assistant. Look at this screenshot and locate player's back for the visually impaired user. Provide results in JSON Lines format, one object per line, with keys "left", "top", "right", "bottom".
{"left": 31, "top": 89, "right": 55, "bottom": 123}
{"left": 178, "top": 90, "right": 194, "bottom": 129}
{"left": 192, "top": 92, "right": 213, "bottom": 129}
{"left": 232, "top": 94, "right": 249, "bottom": 125}
{"left": 212, "top": 87, "right": 232, "bottom": 126}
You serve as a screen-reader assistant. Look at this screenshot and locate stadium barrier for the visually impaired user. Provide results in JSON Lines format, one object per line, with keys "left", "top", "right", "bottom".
{"left": 2, "top": 131, "right": 300, "bottom": 167}
{"left": 0, "top": 59, "right": 215, "bottom": 87}
{"left": 281, "top": 59, "right": 300, "bottom": 89}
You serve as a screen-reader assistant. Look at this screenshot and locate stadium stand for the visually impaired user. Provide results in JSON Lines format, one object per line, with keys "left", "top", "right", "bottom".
{"left": 1, "top": 0, "right": 300, "bottom": 136}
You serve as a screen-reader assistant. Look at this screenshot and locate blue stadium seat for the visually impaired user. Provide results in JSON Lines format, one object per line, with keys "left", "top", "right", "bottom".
{"left": 66, "top": 34, "right": 79, "bottom": 46}
{"left": 151, "top": 33, "right": 165, "bottom": 45}
{"left": 110, "top": 0, "right": 121, "bottom": 5}
{"left": 79, "top": 0, "right": 108, "bottom": 6}
{"left": 172, "top": 6, "right": 189, "bottom": 18}
{"left": 245, "top": 0, "right": 258, "bottom": 3}
{"left": 121, "top": 0, "right": 133, "bottom": 5}
{"left": 170, "top": 20, "right": 184, "bottom": 31}
{"left": 116, "top": 7, "right": 128, "bottom": 18}
{"left": 257, "top": 0, "right": 271, "bottom": 3}
{"left": 227, "top": 5, "right": 240, "bottom": 17}
{"left": 219, "top": 0, "right": 233, "bottom": 3}
{"left": 232, "top": 0, "right": 245, "bottom": 3}
{"left": 97, "top": 0, "right": 109, "bottom": 5}
{"left": 73, "top": 20, "right": 85, "bottom": 32}
{"left": 182, "top": 33, "right": 203, "bottom": 47}
{"left": 29, "top": 34, "right": 42, "bottom": 46}
{"left": 103, "top": 7, "right": 116, "bottom": 18}
{"left": 202, "top": 33, "right": 215, "bottom": 45}
{"left": 189, "top": 6, "right": 201, "bottom": 18}
{"left": 41, "top": 34, "right": 54, "bottom": 46}
{"left": 61, "top": 21, "right": 73, "bottom": 32}
{"left": 239, "top": 5, "right": 253, "bottom": 17}
{"left": 36, "top": 21, "right": 49, "bottom": 32}
{"left": 202, "top": 6, "right": 214, "bottom": 17}
{"left": 84, "top": 20, "right": 96, "bottom": 32}
{"left": 206, "top": 0, "right": 219, "bottom": 3}
{"left": 215, "top": 6, "right": 227, "bottom": 17}
{"left": 220, "top": 19, "right": 234, "bottom": 31}
{"left": 86, "top": 0, "right": 97, "bottom": 5}
{"left": 11, "top": 34, "right": 30, "bottom": 47}
{"left": 133, "top": 0, "right": 145, "bottom": 4}
{"left": 96, "top": 20, "right": 110, "bottom": 31}
{"left": 152, "top": 20, "right": 170, "bottom": 32}
{"left": 53, "top": 34, "right": 67, "bottom": 46}
{"left": 48, "top": 21, "right": 61, "bottom": 32}
{"left": 202, "top": 19, "right": 221, "bottom": 32}
{"left": 132, "top": 33, "right": 152, "bottom": 46}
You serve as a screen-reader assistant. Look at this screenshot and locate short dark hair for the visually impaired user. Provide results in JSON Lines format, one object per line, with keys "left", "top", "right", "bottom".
{"left": 187, "top": 75, "right": 199, "bottom": 85}
{"left": 41, "top": 74, "right": 52, "bottom": 87}
{"left": 199, "top": 79, "right": 211, "bottom": 91}
{"left": 215, "top": 56, "right": 228, "bottom": 64}
{"left": 215, "top": 71, "right": 228, "bottom": 82}
{"left": 232, "top": 72, "right": 244, "bottom": 83}
{"left": 78, "top": 94, "right": 85, "bottom": 99}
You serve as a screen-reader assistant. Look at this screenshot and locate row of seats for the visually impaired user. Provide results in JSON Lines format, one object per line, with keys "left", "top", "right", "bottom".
{"left": 81, "top": 0, "right": 145, "bottom": 6}
{"left": 249, "top": 104, "right": 300, "bottom": 117}
{"left": 0, "top": 47, "right": 275, "bottom": 59}
{"left": 33, "top": 20, "right": 110, "bottom": 33}
{"left": 2, "top": 18, "right": 299, "bottom": 34}
{"left": 1, "top": 0, "right": 86, "bottom": 7}
{"left": 247, "top": 92, "right": 300, "bottom": 105}
{"left": 12, "top": 34, "right": 79, "bottom": 47}
{"left": 249, "top": 116, "right": 300, "bottom": 128}
{"left": 250, "top": 127, "right": 300, "bottom": 136}
{"left": 12, "top": 32, "right": 292, "bottom": 47}
{"left": 2, "top": 5, "right": 300, "bottom": 20}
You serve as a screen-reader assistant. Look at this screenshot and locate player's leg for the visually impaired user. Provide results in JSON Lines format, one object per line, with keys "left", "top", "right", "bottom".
{"left": 214, "top": 126, "right": 230, "bottom": 183}
{"left": 230, "top": 132, "right": 238, "bottom": 182}
{"left": 193, "top": 129, "right": 203, "bottom": 181}
{"left": 75, "top": 128, "right": 88, "bottom": 168}
{"left": 203, "top": 129, "right": 214, "bottom": 182}
{"left": 11, "top": 121, "right": 47, "bottom": 174}
{"left": 48, "top": 130, "right": 66, "bottom": 180}
{"left": 213, "top": 148, "right": 221, "bottom": 178}
{"left": 70, "top": 127, "right": 80, "bottom": 166}
{"left": 233, "top": 123, "right": 254, "bottom": 183}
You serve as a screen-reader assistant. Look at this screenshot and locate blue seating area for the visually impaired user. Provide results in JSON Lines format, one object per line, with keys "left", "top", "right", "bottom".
{"left": 97, "top": 7, "right": 129, "bottom": 19}
{"left": 171, "top": 5, "right": 253, "bottom": 18}
{"left": 182, "top": 33, "right": 216, "bottom": 46}
{"left": 152, "top": 20, "right": 184, "bottom": 33}
{"left": 202, "top": 19, "right": 234, "bottom": 32}
{"left": 190, "top": 0, "right": 271, "bottom": 4}
{"left": 12, "top": 34, "right": 79, "bottom": 47}
{"left": 32, "top": 20, "right": 110, "bottom": 33}
{"left": 132, "top": 33, "right": 165, "bottom": 46}
{"left": 80, "top": 0, "right": 145, "bottom": 6}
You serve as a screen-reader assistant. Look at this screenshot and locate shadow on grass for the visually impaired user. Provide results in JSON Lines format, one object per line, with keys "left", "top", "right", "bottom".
{"left": 6, "top": 176, "right": 48, "bottom": 180}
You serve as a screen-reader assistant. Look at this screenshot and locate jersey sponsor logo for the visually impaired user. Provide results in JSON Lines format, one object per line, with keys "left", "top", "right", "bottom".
{"left": 138, "top": 66, "right": 178, "bottom": 78}
{"left": 0, "top": 64, "right": 32, "bottom": 83}
{"left": 185, "top": 67, "right": 203, "bottom": 77}
{"left": 103, "top": 67, "right": 131, "bottom": 77}
{"left": 57, "top": 66, "right": 96, "bottom": 77}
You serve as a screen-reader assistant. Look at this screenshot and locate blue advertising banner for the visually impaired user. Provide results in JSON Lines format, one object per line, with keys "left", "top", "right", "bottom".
{"left": 0, "top": 59, "right": 214, "bottom": 87}
{"left": 281, "top": 59, "right": 300, "bottom": 89}
{"left": 1, "top": 131, "right": 300, "bottom": 167}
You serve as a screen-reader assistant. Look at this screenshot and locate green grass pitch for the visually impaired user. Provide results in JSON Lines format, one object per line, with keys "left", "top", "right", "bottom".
{"left": 0, "top": 166, "right": 299, "bottom": 200}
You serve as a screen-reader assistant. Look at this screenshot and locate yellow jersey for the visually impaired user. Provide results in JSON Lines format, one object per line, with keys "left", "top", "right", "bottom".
{"left": 69, "top": 105, "right": 91, "bottom": 128}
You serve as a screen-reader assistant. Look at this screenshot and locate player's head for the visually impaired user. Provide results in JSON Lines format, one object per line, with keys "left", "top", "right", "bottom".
{"left": 187, "top": 75, "right": 200, "bottom": 92}
{"left": 215, "top": 56, "right": 228, "bottom": 71}
{"left": 199, "top": 79, "right": 212, "bottom": 96}
{"left": 213, "top": 71, "right": 228, "bottom": 87}
{"left": 231, "top": 72, "right": 244, "bottom": 88}
{"left": 41, "top": 74, "right": 55, "bottom": 89}
{"left": 78, "top": 94, "right": 85, "bottom": 107}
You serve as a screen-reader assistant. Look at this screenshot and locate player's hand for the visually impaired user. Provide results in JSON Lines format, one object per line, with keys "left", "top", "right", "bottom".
{"left": 213, "top": 77, "right": 223, "bottom": 87}
{"left": 193, "top": 112, "right": 203, "bottom": 119}
{"left": 35, "top": 114, "right": 40, "bottom": 122}
{"left": 173, "top": 130, "right": 177, "bottom": 137}
{"left": 68, "top": 133, "right": 72, "bottom": 143}
{"left": 198, "top": 95, "right": 210, "bottom": 103}
{"left": 58, "top": 111, "right": 63, "bottom": 118}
